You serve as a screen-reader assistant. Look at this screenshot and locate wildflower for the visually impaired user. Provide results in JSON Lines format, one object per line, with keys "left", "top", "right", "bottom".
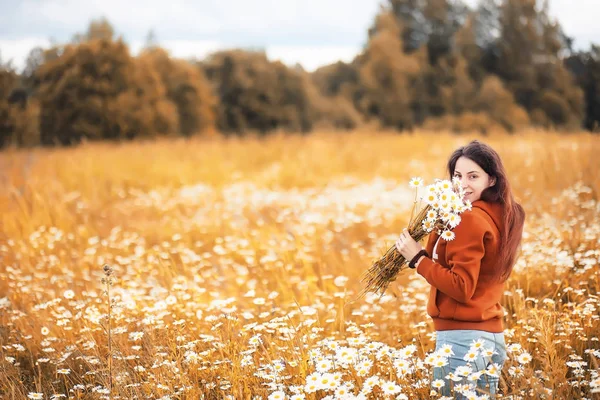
{"left": 467, "top": 371, "right": 483, "bottom": 381}
{"left": 57, "top": 368, "right": 70, "bottom": 375}
{"left": 438, "top": 344, "right": 454, "bottom": 357}
{"left": 335, "top": 385, "right": 351, "bottom": 397}
{"left": 409, "top": 177, "right": 424, "bottom": 188}
{"left": 249, "top": 334, "right": 262, "bottom": 346}
{"left": 506, "top": 343, "right": 522, "bottom": 353}
{"left": 316, "top": 359, "right": 333, "bottom": 373}
{"left": 471, "top": 339, "right": 486, "bottom": 350}
{"left": 517, "top": 352, "right": 532, "bottom": 365}
{"left": 304, "top": 382, "right": 318, "bottom": 393}
{"left": 425, "top": 184, "right": 438, "bottom": 194}
{"left": 28, "top": 394, "right": 43, "bottom": 400}
{"left": 364, "top": 375, "right": 380, "bottom": 388}
{"left": 486, "top": 363, "right": 501, "bottom": 377}
{"left": 447, "top": 213, "right": 461, "bottom": 228}
{"left": 63, "top": 290, "right": 75, "bottom": 299}
{"left": 129, "top": 331, "right": 144, "bottom": 341}
{"left": 399, "top": 344, "right": 417, "bottom": 358}
{"left": 508, "top": 365, "right": 524, "bottom": 377}
{"left": 318, "top": 373, "right": 335, "bottom": 389}
{"left": 432, "top": 379, "right": 445, "bottom": 389}
{"left": 381, "top": 381, "right": 401, "bottom": 395}
{"left": 437, "top": 180, "right": 452, "bottom": 191}
{"left": 268, "top": 391, "right": 286, "bottom": 400}
{"left": 441, "top": 230, "right": 455, "bottom": 241}
{"left": 422, "top": 220, "right": 435, "bottom": 232}
{"left": 455, "top": 365, "right": 472, "bottom": 377}
{"left": 41, "top": 327, "right": 50, "bottom": 336}
{"left": 290, "top": 395, "right": 305, "bottom": 400}
{"left": 463, "top": 350, "right": 479, "bottom": 362}
{"left": 434, "top": 357, "right": 448, "bottom": 368}
{"left": 424, "top": 193, "right": 438, "bottom": 205}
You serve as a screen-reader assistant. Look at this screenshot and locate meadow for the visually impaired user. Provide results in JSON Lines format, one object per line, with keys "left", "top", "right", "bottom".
{"left": 0, "top": 130, "right": 599, "bottom": 399}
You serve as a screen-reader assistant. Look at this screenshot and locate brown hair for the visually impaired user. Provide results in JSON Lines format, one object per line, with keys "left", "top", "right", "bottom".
{"left": 447, "top": 140, "right": 525, "bottom": 282}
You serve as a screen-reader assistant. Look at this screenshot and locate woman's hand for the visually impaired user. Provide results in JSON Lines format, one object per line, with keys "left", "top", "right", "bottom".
{"left": 395, "top": 228, "right": 423, "bottom": 261}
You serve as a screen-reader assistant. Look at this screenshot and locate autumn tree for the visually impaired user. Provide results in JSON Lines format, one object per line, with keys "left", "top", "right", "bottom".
{"left": 492, "top": 0, "right": 584, "bottom": 127}
{"left": 356, "top": 12, "right": 424, "bottom": 130}
{"left": 565, "top": 45, "right": 600, "bottom": 131}
{"left": 201, "top": 50, "right": 314, "bottom": 134}
{"left": 0, "top": 58, "right": 40, "bottom": 148}
{"left": 139, "top": 47, "right": 217, "bottom": 135}
{"left": 34, "top": 37, "right": 177, "bottom": 145}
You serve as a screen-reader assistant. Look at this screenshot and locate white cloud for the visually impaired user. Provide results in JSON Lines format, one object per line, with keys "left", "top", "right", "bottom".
{"left": 1, "top": 0, "right": 599, "bottom": 72}
{"left": 129, "top": 39, "right": 224, "bottom": 61}
{"left": 267, "top": 45, "right": 360, "bottom": 71}
{"left": 0, "top": 37, "right": 52, "bottom": 70}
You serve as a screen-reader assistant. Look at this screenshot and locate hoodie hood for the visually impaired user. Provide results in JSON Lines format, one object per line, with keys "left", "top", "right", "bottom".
{"left": 472, "top": 200, "right": 505, "bottom": 233}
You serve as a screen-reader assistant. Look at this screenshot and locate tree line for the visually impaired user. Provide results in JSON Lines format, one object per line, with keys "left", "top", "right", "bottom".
{"left": 1, "top": 0, "right": 599, "bottom": 148}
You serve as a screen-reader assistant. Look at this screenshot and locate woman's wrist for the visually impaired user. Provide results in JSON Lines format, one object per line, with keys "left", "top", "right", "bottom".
{"left": 409, "top": 249, "right": 429, "bottom": 269}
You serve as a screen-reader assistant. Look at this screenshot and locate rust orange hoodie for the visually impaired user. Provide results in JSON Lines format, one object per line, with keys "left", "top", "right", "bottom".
{"left": 417, "top": 200, "right": 506, "bottom": 333}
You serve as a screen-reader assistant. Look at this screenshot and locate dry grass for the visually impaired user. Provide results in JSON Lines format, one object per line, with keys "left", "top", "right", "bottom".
{"left": 0, "top": 129, "right": 599, "bottom": 399}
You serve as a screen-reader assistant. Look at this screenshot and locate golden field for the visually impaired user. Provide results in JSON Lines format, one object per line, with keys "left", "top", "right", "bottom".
{"left": 0, "top": 130, "right": 599, "bottom": 400}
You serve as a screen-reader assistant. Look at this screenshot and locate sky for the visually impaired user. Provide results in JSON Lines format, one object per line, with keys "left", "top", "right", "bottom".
{"left": 0, "top": 0, "right": 598, "bottom": 72}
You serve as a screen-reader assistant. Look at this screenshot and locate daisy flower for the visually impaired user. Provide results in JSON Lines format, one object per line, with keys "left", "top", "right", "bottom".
{"left": 306, "top": 372, "right": 320, "bottom": 385}
{"left": 364, "top": 375, "right": 380, "bottom": 388}
{"left": 464, "top": 199, "right": 472, "bottom": 210}
{"left": 470, "top": 339, "right": 486, "bottom": 350}
{"left": 439, "top": 201, "right": 452, "bottom": 212}
{"left": 28, "top": 394, "right": 43, "bottom": 400}
{"left": 424, "top": 193, "right": 438, "bottom": 205}
{"left": 455, "top": 365, "right": 472, "bottom": 377}
{"left": 381, "top": 381, "right": 401, "bottom": 395}
{"left": 447, "top": 213, "right": 461, "bottom": 228}
{"left": 268, "top": 391, "right": 286, "bottom": 400}
{"left": 290, "top": 395, "right": 305, "bottom": 400}
{"left": 437, "top": 180, "right": 452, "bottom": 191}
{"left": 409, "top": 177, "right": 424, "bottom": 188}
{"left": 463, "top": 350, "right": 479, "bottom": 362}
{"left": 318, "top": 373, "right": 335, "bottom": 389}
{"left": 441, "top": 230, "right": 455, "bottom": 241}
{"left": 485, "top": 363, "right": 501, "bottom": 377}
{"left": 304, "top": 382, "right": 318, "bottom": 393}
{"left": 434, "top": 357, "right": 448, "bottom": 368}
{"left": 481, "top": 347, "right": 497, "bottom": 358}
{"left": 438, "top": 344, "right": 454, "bottom": 357}
{"left": 517, "top": 352, "right": 532, "bottom": 365}
{"left": 422, "top": 220, "right": 435, "bottom": 232}
{"left": 315, "top": 359, "right": 332, "bottom": 373}
{"left": 432, "top": 379, "right": 445, "bottom": 389}
{"left": 506, "top": 343, "right": 522, "bottom": 353}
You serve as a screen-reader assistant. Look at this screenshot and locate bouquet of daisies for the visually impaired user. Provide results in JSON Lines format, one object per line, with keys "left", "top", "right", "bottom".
{"left": 360, "top": 176, "right": 472, "bottom": 297}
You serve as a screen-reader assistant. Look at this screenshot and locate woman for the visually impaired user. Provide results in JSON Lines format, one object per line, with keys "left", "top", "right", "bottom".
{"left": 395, "top": 140, "right": 525, "bottom": 397}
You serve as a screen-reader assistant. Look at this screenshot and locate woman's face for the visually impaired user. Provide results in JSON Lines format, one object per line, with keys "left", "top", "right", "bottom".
{"left": 453, "top": 156, "right": 495, "bottom": 203}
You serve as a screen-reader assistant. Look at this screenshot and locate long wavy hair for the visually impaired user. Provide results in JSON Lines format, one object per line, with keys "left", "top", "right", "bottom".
{"left": 447, "top": 140, "right": 525, "bottom": 282}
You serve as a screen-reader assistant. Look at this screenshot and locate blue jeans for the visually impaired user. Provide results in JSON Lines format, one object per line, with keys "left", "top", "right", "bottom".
{"left": 433, "top": 330, "right": 507, "bottom": 398}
